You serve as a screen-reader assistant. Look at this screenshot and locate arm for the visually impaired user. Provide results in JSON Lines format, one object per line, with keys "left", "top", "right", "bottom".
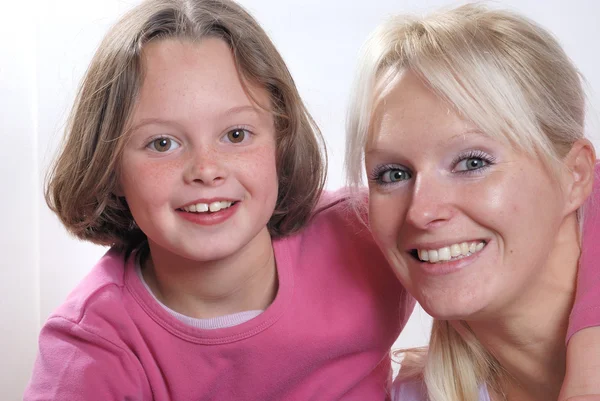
{"left": 24, "top": 316, "right": 147, "bottom": 401}
{"left": 560, "top": 163, "right": 600, "bottom": 401}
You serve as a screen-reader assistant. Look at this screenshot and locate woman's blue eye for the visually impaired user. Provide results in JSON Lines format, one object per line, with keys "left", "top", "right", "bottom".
{"left": 147, "top": 137, "right": 180, "bottom": 152}
{"left": 381, "top": 169, "right": 411, "bottom": 183}
{"left": 455, "top": 157, "right": 489, "bottom": 172}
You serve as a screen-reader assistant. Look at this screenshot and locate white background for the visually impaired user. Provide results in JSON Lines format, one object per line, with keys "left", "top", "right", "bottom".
{"left": 1, "top": 0, "right": 598, "bottom": 399}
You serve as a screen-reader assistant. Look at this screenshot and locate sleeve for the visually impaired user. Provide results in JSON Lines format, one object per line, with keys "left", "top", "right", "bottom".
{"left": 23, "top": 316, "right": 148, "bottom": 401}
{"left": 567, "top": 162, "right": 600, "bottom": 341}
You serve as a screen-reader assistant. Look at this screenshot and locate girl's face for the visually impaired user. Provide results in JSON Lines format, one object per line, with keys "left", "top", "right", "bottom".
{"left": 119, "top": 38, "right": 278, "bottom": 263}
{"left": 365, "top": 71, "right": 572, "bottom": 320}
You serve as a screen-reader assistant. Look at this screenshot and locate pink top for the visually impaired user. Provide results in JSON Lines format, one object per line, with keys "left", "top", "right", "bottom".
{"left": 24, "top": 191, "right": 415, "bottom": 401}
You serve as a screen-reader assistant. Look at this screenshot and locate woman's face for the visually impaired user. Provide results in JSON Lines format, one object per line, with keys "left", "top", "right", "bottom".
{"left": 365, "top": 71, "right": 571, "bottom": 320}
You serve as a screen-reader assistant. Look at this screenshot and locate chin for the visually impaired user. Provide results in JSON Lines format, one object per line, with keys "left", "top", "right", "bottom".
{"left": 417, "top": 289, "right": 489, "bottom": 321}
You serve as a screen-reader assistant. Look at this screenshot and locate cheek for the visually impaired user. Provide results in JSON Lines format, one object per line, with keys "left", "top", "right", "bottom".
{"left": 368, "top": 191, "right": 407, "bottom": 250}
{"left": 120, "top": 158, "right": 180, "bottom": 206}
{"left": 235, "top": 144, "right": 279, "bottom": 200}
{"left": 467, "top": 168, "right": 562, "bottom": 262}
{"left": 256, "top": 145, "right": 278, "bottom": 182}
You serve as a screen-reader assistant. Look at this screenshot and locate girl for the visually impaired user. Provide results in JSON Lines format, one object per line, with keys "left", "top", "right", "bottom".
{"left": 345, "top": 3, "right": 600, "bottom": 401}
{"left": 25, "top": 0, "right": 412, "bottom": 399}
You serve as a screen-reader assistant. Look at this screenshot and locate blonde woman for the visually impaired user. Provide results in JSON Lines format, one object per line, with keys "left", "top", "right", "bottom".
{"left": 346, "top": 4, "right": 600, "bottom": 401}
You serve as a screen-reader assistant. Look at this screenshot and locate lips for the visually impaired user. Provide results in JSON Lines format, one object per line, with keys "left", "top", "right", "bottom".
{"left": 180, "top": 200, "right": 236, "bottom": 213}
{"left": 176, "top": 200, "right": 240, "bottom": 226}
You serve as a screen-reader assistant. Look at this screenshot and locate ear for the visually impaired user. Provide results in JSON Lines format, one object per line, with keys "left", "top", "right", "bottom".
{"left": 562, "top": 138, "right": 596, "bottom": 214}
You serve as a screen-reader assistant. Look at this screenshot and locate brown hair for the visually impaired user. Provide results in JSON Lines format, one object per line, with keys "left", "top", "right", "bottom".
{"left": 46, "top": 0, "right": 327, "bottom": 254}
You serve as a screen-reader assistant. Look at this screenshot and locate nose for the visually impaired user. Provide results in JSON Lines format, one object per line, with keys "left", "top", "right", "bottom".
{"left": 183, "top": 146, "right": 226, "bottom": 186}
{"left": 405, "top": 173, "right": 455, "bottom": 229}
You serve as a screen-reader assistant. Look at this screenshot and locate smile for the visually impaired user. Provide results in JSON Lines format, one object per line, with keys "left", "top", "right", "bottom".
{"left": 412, "top": 241, "right": 487, "bottom": 264}
{"left": 179, "top": 201, "right": 237, "bottom": 213}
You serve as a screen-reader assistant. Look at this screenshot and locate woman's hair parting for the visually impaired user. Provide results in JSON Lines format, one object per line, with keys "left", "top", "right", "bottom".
{"left": 344, "top": 3, "right": 586, "bottom": 401}
{"left": 46, "top": 0, "right": 326, "bottom": 254}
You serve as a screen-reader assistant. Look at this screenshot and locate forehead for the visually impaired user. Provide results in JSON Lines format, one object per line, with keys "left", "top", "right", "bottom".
{"left": 367, "top": 71, "right": 476, "bottom": 152}
{"left": 135, "top": 37, "right": 271, "bottom": 115}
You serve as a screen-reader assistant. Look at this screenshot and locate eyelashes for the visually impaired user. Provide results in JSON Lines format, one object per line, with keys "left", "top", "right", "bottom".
{"left": 368, "top": 164, "right": 411, "bottom": 186}
{"left": 367, "top": 164, "right": 399, "bottom": 181}
{"left": 451, "top": 150, "right": 496, "bottom": 174}
{"left": 142, "top": 125, "right": 255, "bottom": 153}
{"left": 369, "top": 149, "right": 496, "bottom": 186}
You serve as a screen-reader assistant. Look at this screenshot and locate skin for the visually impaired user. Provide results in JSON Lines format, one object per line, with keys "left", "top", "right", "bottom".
{"left": 119, "top": 38, "right": 279, "bottom": 319}
{"left": 365, "top": 70, "right": 595, "bottom": 401}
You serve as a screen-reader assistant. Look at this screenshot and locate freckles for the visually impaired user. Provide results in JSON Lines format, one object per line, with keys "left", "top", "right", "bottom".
{"left": 238, "top": 145, "right": 277, "bottom": 178}
{"left": 143, "top": 160, "right": 180, "bottom": 183}
{"left": 123, "top": 158, "right": 180, "bottom": 201}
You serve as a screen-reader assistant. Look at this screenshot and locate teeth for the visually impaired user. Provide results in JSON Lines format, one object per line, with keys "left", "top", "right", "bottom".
{"left": 460, "top": 242, "right": 470, "bottom": 256}
{"left": 416, "top": 241, "right": 486, "bottom": 264}
{"left": 182, "top": 201, "right": 233, "bottom": 213}
{"left": 450, "top": 244, "right": 461, "bottom": 258}
{"left": 438, "top": 247, "right": 451, "bottom": 261}
{"left": 209, "top": 201, "right": 222, "bottom": 212}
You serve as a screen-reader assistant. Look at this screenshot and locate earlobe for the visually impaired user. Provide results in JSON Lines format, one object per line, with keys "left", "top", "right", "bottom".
{"left": 563, "top": 139, "right": 596, "bottom": 212}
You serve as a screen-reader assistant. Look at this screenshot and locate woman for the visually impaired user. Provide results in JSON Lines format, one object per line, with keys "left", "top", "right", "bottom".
{"left": 345, "top": 4, "right": 599, "bottom": 401}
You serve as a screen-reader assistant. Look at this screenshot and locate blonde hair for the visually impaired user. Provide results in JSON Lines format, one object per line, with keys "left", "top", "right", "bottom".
{"left": 346, "top": 3, "right": 585, "bottom": 187}
{"left": 46, "top": 0, "right": 326, "bottom": 255}
{"left": 345, "top": 3, "right": 586, "bottom": 401}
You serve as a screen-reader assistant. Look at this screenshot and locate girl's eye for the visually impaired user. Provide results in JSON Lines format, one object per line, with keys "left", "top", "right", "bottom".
{"left": 225, "top": 128, "right": 249, "bottom": 144}
{"left": 380, "top": 169, "right": 411, "bottom": 183}
{"left": 147, "top": 137, "right": 180, "bottom": 152}
{"left": 454, "top": 157, "right": 489, "bottom": 172}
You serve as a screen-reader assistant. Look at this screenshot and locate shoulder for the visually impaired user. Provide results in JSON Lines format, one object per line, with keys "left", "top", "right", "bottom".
{"left": 25, "top": 248, "right": 148, "bottom": 400}
{"left": 313, "top": 187, "right": 367, "bottom": 214}
{"left": 291, "top": 188, "right": 384, "bottom": 260}
{"left": 40, "top": 247, "right": 139, "bottom": 353}
{"left": 50, "top": 247, "right": 129, "bottom": 325}
{"left": 307, "top": 188, "right": 369, "bottom": 235}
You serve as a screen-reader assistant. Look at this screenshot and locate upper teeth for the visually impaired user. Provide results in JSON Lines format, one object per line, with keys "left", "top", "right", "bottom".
{"left": 182, "top": 201, "right": 233, "bottom": 213}
{"left": 417, "top": 241, "right": 485, "bottom": 263}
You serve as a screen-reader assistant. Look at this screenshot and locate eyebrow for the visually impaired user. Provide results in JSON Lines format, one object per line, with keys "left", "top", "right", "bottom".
{"left": 366, "top": 129, "right": 486, "bottom": 156}
{"left": 129, "top": 105, "right": 264, "bottom": 133}
{"left": 441, "top": 130, "right": 487, "bottom": 145}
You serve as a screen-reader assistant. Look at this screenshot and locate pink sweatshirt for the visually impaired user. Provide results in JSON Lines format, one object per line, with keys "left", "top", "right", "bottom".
{"left": 24, "top": 192, "right": 414, "bottom": 401}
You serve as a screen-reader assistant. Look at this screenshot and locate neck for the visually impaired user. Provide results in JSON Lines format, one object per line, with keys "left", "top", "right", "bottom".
{"left": 468, "top": 214, "right": 581, "bottom": 401}
{"left": 142, "top": 227, "right": 278, "bottom": 319}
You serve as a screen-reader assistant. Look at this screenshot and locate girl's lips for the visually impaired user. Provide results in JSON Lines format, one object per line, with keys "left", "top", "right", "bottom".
{"left": 176, "top": 201, "right": 240, "bottom": 226}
